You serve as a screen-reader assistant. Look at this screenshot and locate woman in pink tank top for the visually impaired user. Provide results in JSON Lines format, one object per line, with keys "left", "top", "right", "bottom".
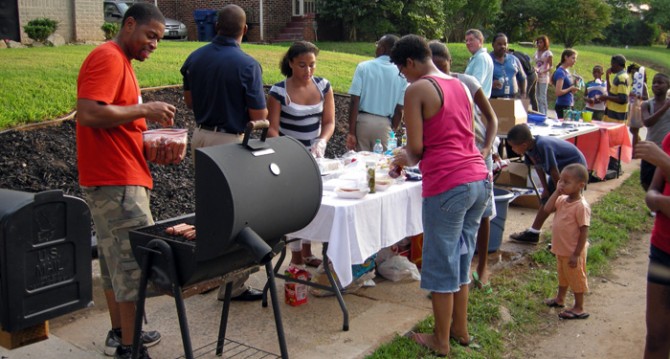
{"left": 390, "top": 35, "right": 490, "bottom": 356}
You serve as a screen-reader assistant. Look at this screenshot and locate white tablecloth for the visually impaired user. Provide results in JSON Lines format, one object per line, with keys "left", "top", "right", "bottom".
{"left": 288, "top": 180, "right": 423, "bottom": 287}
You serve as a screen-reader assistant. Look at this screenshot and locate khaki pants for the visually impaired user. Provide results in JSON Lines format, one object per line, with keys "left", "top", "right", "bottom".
{"left": 191, "top": 127, "right": 256, "bottom": 297}
{"left": 355, "top": 113, "right": 391, "bottom": 152}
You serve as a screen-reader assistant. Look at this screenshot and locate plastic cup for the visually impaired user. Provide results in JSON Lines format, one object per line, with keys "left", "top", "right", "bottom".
{"left": 582, "top": 111, "right": 593, "bottom": 122}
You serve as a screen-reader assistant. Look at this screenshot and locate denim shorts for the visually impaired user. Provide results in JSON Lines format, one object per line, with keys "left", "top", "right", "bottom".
{"left": 420, "top": 179, "right": 491, "bottom": 293}
{"left": 648, "top": 244, "right": 670, "bottom": 286}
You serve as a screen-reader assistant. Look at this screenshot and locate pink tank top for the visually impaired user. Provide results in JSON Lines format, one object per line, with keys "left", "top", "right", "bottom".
{"left": 419, "top": 76, "right": 488, "bottom": 197}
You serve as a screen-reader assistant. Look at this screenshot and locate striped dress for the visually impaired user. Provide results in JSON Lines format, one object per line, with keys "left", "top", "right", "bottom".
{"left": 268, "top": 77, "right": 331, "bottom": 147}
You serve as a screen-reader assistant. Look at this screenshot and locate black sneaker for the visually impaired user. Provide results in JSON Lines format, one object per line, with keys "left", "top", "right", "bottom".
{"left": 509, "top": 230, "right": 540, "bottom": 244}
{"left": 105, "top": 329, "right": 161, "bottom": 356}
{"left": 114, "top": 344, "right": 151, "bottom": 359}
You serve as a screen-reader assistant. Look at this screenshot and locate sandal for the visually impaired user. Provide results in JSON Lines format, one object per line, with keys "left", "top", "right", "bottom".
{"left": 450, "top": 334, "right": 481, "bottom": 350}
{"left": 472, "top": 272, "right": 493, "bottom": 294}
{"left": 302, "top": 255, "right": 322, "bottom": 268}
{"left": 544, "top": 298, "right": 565, "bottom": 308}
{"left": 407, "top": 332, "right": 448, "bottom": 357}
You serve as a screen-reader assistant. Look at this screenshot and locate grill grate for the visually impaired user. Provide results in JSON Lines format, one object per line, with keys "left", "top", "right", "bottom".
{"left": 175, "top": 338, "right": 281, "bottom": 359}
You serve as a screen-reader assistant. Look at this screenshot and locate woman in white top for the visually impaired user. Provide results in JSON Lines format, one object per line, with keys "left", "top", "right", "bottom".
{"left": 534, "top": 35, "right": 553, "bottom": 115}
{"left": 268, "top": 41, "right": 335, "bottom": 267}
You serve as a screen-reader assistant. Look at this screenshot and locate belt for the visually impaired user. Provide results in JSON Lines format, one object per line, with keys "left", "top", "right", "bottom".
{"left": 197, "top": 124, "right": 242, "bottom": 135}
{"left": 359, "top": 110, "right": 392, "bottom": 120}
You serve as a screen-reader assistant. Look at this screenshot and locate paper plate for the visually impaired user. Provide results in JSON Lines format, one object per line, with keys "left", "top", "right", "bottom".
{"left": 335, "top": 187, "right": 369, "bottom": 199}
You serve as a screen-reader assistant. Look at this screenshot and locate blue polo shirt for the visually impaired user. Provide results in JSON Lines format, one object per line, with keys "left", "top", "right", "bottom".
{"left": 465, "top": 47, "right": 494, "bottom": 98}
{"left": 490, "top": 53, "right": 526, "bottom": 99}
{"left": 180, "top": 36, "right": 266, "bottom": 133}
{"left": 348, "top": 55, "right": 406, "bottom": 118}
{"left": 524, "top": 135, "right": 586, "bottom": 174}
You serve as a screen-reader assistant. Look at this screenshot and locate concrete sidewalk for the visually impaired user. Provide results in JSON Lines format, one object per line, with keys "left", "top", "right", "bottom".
{"left": 0, "top": 159, "right": 639, "bottom": 359}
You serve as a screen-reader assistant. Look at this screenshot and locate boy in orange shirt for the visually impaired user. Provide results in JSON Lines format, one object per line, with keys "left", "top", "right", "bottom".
{"left": 542, "top": 163, "right": 591, "bottom": 320}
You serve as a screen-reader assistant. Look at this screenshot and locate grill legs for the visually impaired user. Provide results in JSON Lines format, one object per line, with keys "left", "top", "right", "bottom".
{"left": 132, "top": 239, "right": 289, "bottom": 359}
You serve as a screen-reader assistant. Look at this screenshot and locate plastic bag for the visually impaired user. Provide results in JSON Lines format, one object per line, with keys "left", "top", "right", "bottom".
{"left": 143, "top": 128, "right": 188, "bottom": 165}
{"left": 377, "top": 255, "right": 421, "bottom": 282}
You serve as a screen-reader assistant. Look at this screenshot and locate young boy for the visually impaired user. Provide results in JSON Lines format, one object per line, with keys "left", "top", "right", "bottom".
{"left": 640, "top": 73, "right": 670, "bottom": 191}
{"left": 627, "top": 63, "right": 649, "bottom": 152}
{"left": 543, "top": 163, "right": 591, "bottom": 320}
{"left": 507, "top": 124, "right": 587, "bottom": 244}
{"left": 584, "top": 65, "right": 607, "bottom": 121}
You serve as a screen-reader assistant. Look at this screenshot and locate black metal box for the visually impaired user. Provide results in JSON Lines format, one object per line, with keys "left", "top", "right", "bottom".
{"left": 0, "top": 189, "right": 92, "bottom": 332}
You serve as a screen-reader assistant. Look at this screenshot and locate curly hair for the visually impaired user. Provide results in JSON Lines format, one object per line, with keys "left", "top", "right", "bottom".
{"left": 389, "top": 34, "right": 431, "bottom": 68}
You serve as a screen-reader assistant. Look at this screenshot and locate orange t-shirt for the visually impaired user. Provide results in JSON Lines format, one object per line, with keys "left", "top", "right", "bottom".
{"left": 551, "top": 195, "right": 591, "bottom": 257}
{"left": 76, "top": 41, "right": 152, "bottom": 189}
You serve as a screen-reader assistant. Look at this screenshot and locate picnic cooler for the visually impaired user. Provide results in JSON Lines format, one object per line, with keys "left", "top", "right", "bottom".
{"left": 128, "top": 120, "right": 322, "bottom": 359}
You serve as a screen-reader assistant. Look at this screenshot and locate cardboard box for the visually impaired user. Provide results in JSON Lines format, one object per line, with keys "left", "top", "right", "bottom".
{"left": 495, "top": 162, "right": 529, "bottom": 187}
{"left": 494, "top": 163, "right": 542, "bottom": 209}
{"left": 490, "top": 98, "right": 528, "bottom": 135}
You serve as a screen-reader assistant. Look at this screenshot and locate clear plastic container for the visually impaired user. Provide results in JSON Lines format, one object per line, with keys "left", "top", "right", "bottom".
{"left": 143, "top": 128, "right": 188, "bottom": 165}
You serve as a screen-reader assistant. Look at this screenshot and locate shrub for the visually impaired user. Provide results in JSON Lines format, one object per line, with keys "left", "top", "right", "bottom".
{"left": 23, "top": 18, "right": 58, "bottom": 43}
{"left": 101, "top": 22, "right": 120, "bottom": 40}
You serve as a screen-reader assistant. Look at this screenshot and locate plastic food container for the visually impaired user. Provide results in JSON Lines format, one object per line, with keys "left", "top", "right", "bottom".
{"left": 582, "top": 111, "right": 593, "bottom": 122}
{"left": 143, "top": 128, "right": 188, "bottom": 165}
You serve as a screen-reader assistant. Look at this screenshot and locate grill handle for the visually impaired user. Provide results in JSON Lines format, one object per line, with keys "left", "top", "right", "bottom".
{"left": 236, "top": 226, "right": 274, "bottom": 264}
{"left": 242, "top": 119, "right": 270, "bottom": 150}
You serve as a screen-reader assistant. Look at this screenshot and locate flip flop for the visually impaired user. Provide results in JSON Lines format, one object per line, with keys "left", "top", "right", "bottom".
{"left": 544, "top": 298, "right": 565, "bottom": 308}
{"left": 408, "top": 332, "right": 448, "bottom": 357}
{"left": 472, "top": 272, "right": 493, "bottom": 294}
{"left": 302, "top": 255, "right": 322, "bottom": 268}
{"left": 558, "top": 310, "right": 590, "bottom": 320}
{"left": 450, "top": 334, "right": 481, "bottom": 350}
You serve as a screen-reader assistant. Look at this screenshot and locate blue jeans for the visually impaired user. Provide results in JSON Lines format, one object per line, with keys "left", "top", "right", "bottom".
{"left": 420, "top": 179, "right": 491, "bottom": 293}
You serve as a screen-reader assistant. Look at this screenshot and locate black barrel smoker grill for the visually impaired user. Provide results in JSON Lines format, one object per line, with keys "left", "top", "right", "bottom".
{"left": 129, "top": 121, "right": 322, "bottom": 359}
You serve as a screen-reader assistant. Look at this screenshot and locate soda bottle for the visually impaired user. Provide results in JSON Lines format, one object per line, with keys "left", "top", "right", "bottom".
{"left": 373, "top": 139, "right": 383, "bottom": 154}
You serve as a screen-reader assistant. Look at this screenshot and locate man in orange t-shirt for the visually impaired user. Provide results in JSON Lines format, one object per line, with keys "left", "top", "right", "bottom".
{"left": 76, "top": 4, "right": 175, "bottom": 358}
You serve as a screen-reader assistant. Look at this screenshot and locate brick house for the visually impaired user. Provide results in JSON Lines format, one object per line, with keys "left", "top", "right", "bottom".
{"left": 156, "top": 0, "right": 318, "bottom": 42}
{"left": 1, "top": 0, "right": 322, "bottom": 44}
{"left": 2, "top": 0, "right": 103, "bottom": 44}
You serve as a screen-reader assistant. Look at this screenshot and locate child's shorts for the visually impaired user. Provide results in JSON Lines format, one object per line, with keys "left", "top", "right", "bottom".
{"left": 556, "top": 253, "right": 589, "bottom": 293}
{"left": 648, "top": 244, "right": 670, "bottom": 286}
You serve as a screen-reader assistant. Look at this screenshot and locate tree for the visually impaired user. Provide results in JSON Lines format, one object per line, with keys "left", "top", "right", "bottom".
{"left": 444, "top": 0, "right": 502, "bottom": 42}
{"left": 535, "top": 0, "right": 611, "bottom": 47}
{"left": 318, "top": 0, "right": 403, "bottom": 41}
{"left": 393, "top": 0, "right": 445, "bottom": 40}
{"left": 646, "top": 0, "right": 670, "bottom": 47}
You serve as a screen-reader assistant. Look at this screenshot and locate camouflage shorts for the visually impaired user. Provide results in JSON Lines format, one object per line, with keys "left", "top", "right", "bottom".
{"left": 82, "top": 185, "right": 154, "bottom": 302}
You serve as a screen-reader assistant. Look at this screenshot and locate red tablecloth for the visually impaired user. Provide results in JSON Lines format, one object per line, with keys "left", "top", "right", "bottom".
{"left": 567, "top": 121, "right": 632, "bottom": 179}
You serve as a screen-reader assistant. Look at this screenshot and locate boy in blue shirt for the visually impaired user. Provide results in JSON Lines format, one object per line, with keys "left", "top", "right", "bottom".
{"left": 506, "top": 124, "right": 587, "bottom": 244}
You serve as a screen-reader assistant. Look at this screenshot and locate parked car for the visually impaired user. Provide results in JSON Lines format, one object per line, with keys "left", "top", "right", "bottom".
{"left": 103, "top": 1, "right": 188, "bottom": 40}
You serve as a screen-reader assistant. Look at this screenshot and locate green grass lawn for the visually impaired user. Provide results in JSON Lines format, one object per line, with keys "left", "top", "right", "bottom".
{"left": 1, "top": 40, "right": 667, "bottom": 129}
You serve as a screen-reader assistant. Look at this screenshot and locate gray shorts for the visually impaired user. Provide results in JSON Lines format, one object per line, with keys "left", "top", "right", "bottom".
{"left": 82, "top": 185, "right": 154, "bottom": 302}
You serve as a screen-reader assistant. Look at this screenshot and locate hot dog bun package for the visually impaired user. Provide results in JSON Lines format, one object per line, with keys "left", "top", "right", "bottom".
{"left": 143, "top": 128, "right": 188, "bottom": 165}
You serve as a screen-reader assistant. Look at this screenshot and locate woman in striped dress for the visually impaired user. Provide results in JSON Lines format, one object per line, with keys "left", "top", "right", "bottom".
{"left": 268, "top": 41, "right": 335, "bottom": 267}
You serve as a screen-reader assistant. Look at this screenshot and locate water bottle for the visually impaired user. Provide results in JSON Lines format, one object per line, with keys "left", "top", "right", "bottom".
{"left": 373, "top": 139, "right": 383, "bottom": 154}
{"left": 401, "top": 127, "right": 407, "bottom": 147}
{"left": 385, "top": 131, "right": 397, "bottom": 155}
{"left": 503, "top": 76, "right": 510, "bottom": 95}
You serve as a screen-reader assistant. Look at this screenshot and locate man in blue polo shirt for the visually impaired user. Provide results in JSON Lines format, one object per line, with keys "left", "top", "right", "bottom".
{"left": 490, "top": 33, "right": 526, "bottom": 99}
{"left": 346, "top": 34, "right": 407, "bottom": 152}
{"left": 464, "top": 28, "right": 494, "bottom": 98}
{"left": 180, "top": 4, "right": 267, "bottom": 302}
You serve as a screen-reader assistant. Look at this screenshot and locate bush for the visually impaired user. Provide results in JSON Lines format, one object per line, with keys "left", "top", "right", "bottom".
{"left": 23, "top": 18, "right": 58, "bottom": 43}
{"left": 101, "top": 22, "right": 120, "bottom": 40}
